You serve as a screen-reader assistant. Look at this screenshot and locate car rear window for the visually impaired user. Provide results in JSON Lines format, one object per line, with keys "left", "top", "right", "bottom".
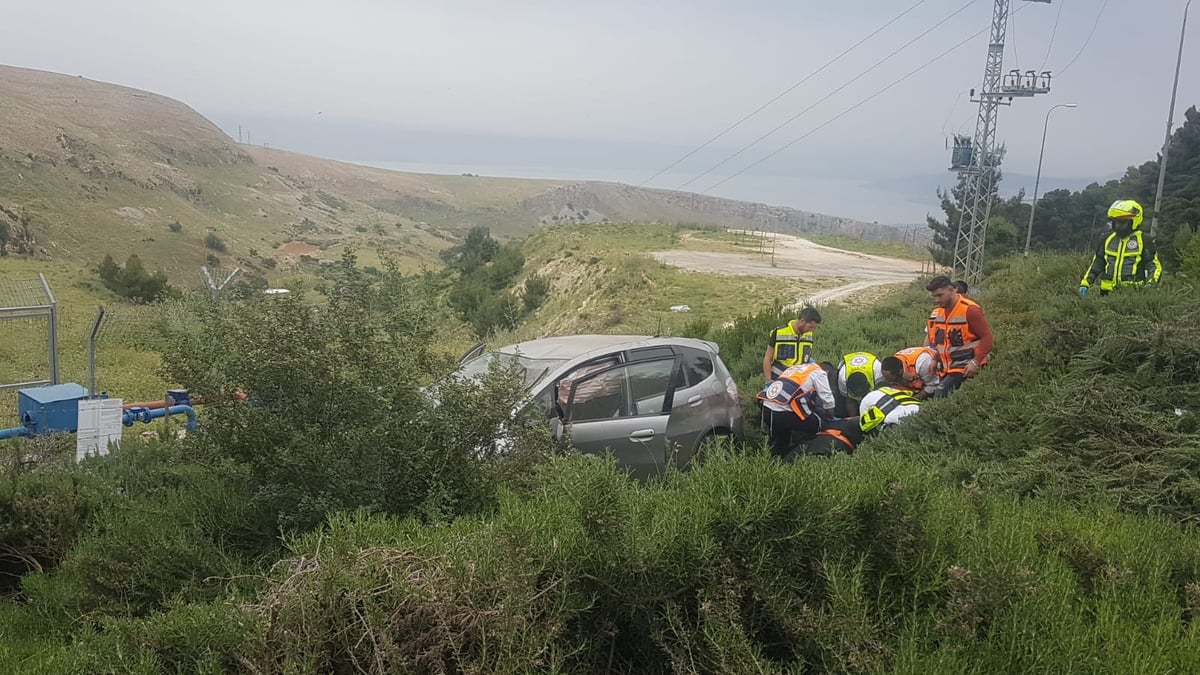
{"left": 682, "top": 349, "right": 714, "bottom": 387}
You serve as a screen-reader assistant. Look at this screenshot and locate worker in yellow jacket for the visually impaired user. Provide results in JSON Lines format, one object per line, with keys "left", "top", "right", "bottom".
{"left": 1080, "top": 200, "right": 1162, "bottom": 297}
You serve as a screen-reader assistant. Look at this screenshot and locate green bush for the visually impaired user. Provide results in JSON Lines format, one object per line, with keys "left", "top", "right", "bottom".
{"left": 96, "top": 253, "right": 178, "bottom": 303}
{"left": 18, "top": 441, "right": 274, "bottom": 620}
{"left": 94, "top": 451, "right": 1200, "bottom": 673}
{"left": 203, "top": 233, "right": 227, "bottom": 252}
{"left": 161, "top": 254, "right": 555, "bottom": 531}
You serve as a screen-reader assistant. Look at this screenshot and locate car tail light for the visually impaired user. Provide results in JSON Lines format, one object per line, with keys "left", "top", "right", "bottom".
{"left": 725, "top": 377, "right": 739, "bottom": 401}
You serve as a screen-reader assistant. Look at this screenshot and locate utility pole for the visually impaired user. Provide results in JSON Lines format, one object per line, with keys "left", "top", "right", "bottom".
{"left": 950, "top": 0, "right": 1054, "bottom": 290}
{"left": 1150, "top": 0, "right": 1193, "bottom": 237}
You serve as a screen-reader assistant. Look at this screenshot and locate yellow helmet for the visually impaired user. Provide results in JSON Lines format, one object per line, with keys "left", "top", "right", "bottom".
{"left": 1107, "top": 200, "right": 1144, "bottom": 230}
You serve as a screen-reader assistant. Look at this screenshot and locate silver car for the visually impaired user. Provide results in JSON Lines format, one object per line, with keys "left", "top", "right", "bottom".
{"left": 454, "top": 335, "right": 744, "bottom": 477}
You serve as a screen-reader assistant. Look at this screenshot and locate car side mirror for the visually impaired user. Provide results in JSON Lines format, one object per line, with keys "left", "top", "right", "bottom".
{"left": 550, "top": 417, "right": 565, "bottom": 440}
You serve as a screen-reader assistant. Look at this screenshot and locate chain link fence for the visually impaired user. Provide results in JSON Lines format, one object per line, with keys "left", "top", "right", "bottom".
{"left": 0, "top": 275, "right": 58, "bottom": 429}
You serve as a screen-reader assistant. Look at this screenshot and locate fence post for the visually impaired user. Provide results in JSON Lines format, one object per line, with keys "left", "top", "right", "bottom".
{"left": 39, "top": 274, "right": 60, "bottom": 385}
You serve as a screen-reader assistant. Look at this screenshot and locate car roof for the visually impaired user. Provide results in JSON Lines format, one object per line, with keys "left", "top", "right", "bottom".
{"left": 495, "top": 334, "right": 719, "bottom": 361}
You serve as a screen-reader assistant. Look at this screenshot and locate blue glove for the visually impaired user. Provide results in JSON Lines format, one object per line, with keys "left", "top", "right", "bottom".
{"left": 1078, "top": 286, "right": 1088, "bottom": 297}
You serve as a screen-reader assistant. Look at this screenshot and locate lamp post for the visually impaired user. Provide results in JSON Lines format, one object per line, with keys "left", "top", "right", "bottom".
{"left": 1024, "top": 103, "right": 1077, "bottom": 256}
{"left": 1150, "top": 0, "right": 1193, "bottom": 237}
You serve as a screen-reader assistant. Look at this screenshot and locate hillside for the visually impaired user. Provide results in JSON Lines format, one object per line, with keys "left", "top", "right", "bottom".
{"left": 1, "top": 65, "right": 907, "bottom": 281}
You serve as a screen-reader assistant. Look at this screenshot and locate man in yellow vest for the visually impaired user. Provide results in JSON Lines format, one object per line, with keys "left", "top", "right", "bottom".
{"left": 1080, "top": 200, "right": 1162, "bottom": 297}
{"left": 835, "top": 351, "right": 882, "bottom": 416}
{"left": 762, "top": 306, "right": 822, "bottom": 382}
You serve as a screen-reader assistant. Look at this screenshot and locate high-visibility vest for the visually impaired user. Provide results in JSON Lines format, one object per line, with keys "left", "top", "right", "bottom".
{"left": 839, "top": 352, "right": 879, "bottom": 398}
{"left": 1085, "top": 231, "right": 1160, "bottom": 291}
{"left": 770, "top": 323, "right": 814, "bottom": 377}
{"left": 926, "top": 297, "right": 983, "bottom": 375}
{"left": 757, "top": 363, "right": 823, "bottom": 420}
{"left": 859, "top": 387, "right": 922, "bottom": 431}
{"left": 894, "top": 347, "right": 939, "bottom": 391}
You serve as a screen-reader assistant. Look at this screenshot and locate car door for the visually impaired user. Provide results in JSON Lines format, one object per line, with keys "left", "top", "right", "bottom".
{"left": 667, "top": 347, "right": 719, "bottom": 468}
{"left": 564, "top": 356, "right": 678, "bottom": 479}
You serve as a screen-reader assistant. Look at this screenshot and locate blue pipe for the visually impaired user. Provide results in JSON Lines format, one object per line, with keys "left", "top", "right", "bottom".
{"left": 122, "top": 405, "right": 198, "bottom": 431}
{"left": 0, "top": 426, "right": 31, "bottom": 440}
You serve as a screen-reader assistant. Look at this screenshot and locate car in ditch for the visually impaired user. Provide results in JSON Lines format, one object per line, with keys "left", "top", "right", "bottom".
{"left": 453, "top": 335, "right": 744, "bottom": 477}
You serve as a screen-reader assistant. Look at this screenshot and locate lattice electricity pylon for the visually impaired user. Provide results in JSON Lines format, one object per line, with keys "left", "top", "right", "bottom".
{"left": 200, "top": 265, "right": 241, "bottom": 296}
{"left": 951, "top": 0, "right": 1054, "bottom": 290}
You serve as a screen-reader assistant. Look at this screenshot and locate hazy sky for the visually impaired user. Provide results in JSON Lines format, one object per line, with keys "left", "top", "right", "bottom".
{"left": 4, "top": 1, "right": 1198, "bottom": 223}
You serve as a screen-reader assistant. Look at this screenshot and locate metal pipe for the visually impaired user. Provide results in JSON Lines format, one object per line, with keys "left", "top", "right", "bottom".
{"left": 1024, "top": 103, "right": 1077, "bottom": 256}
{"left": 1150, "top": 0, "right": 1193, "bottom": 237}
{"left": 0, "top": 426, "right": 31, "bottom": 441}
{"left": 122, "top": 405, "right": 198, "bottom": 431}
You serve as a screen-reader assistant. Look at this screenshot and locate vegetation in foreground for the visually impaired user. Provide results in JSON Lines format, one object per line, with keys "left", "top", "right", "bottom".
{"left": 0, "top": 249, "right": 1197, "bottom": 672}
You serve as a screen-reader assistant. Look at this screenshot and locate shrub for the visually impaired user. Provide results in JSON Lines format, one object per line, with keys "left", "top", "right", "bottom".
{"left": 96, "top": 253, "right": 178, "bottom": 303}
{"left": 203, "top": 233, "right": 227, "bottom": 252}
{"left": 101, "top": 451, "right": 1200, "bottom": 673}
{"left": 19, "top": 440, "right": 275, "bottom": 620}
{"left": 167, "top": 221, "right": 183, "bottom": 233}
{"left": 160, "top": 254, "right": 555, "bottom": 531}
{"left": 522, "top": 274, "right": 549, "bottom": 313}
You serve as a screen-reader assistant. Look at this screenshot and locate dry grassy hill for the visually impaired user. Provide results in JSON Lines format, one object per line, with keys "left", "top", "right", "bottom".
{"left": 0, "top": 64, "right": 906, "bottom": 280}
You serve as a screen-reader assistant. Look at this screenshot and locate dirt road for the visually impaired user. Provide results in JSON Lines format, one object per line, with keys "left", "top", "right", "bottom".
{"left": 653, "top": 233, "right": 925, "bottom": 305}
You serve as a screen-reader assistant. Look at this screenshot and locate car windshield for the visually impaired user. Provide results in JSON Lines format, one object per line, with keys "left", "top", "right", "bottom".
{"left": 455, "top": 351, "right": 566, "bottom": 390}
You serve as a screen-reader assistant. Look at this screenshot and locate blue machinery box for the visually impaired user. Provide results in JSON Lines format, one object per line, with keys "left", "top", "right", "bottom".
{"left": 18, "top": 383, "right": 89, "bottom": 434}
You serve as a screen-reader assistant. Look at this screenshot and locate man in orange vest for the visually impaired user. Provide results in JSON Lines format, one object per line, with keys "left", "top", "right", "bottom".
{"left": 755, "top": 362, "right": 835, "bottom": 458}
{"left": 925, "top": 275, "right": 993, "bottom": 396}
{"left": 893, "top": 346, "right": 941, "bottom": 399}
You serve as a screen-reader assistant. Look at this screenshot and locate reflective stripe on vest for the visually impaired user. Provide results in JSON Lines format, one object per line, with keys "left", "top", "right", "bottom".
{"left": 757, "top": 363, "right": 822, "bottom": 419}
{"left": 927, "top": 297, "right": 982, "bottom": 374}
{"left": 1101, "top": 231, "right": 1147, "bottom": 291}
{"left": 771, "top": 323, "right": 813, "bottom": 375}
{"left": 842, "top": 352, "right": 878, "bottom": 393}
{"left": 873, "top": 387, "right": 921, "bottom": 417}
{"left": 895, "top": 347, "right": 937, "bottom": 390}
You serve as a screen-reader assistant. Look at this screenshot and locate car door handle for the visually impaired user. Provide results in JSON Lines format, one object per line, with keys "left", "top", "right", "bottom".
{"left": 687, "top": 395, "right": 704, "bottom": 407}
{"left": 629, "top": 429, "right": 656, "bottom": 442}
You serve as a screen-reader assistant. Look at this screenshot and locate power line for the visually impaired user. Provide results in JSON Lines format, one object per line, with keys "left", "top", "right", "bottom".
{"left": 1057, "top": 0, "right": 1109, "bottom": 77}
{"left": 638, "top": 0, "right": 931, "bottom": 187}
{"left": 701, "top": 4, "right": 1034, "bottom": 195}
{"left": 675, "top": 0, "right": 983, "bottom": 191}
{"left": 1039, "top": 0, "right": 1067, "bottom": 70}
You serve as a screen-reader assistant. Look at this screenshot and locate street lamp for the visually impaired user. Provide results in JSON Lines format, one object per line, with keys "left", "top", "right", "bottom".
{"left": 1024, "top": 103, "right": 1078, "bottom": 256}
{"left": 1150, "top": 0, "right": 1193, "bottom": 237}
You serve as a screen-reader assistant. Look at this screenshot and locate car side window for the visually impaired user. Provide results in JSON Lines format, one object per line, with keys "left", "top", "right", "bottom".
{"left": 681, "top": 348, "right": 714, "bottom": 387}
{"left": 556, "top": 357, "right": 620, "bottom": 413}
{"left": 567, "top": 359, "right": 676, "bottom": 422}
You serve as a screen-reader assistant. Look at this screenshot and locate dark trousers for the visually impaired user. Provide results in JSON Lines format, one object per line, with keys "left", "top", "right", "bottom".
{"left": 761, "top": 407, "right": 820, "bottom": 458}
{"left": 936, "top": 372, "right": 966, "bottom": 398}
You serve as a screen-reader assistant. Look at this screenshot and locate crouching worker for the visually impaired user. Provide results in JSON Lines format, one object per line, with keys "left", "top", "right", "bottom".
{"left": 786, "top": 378, "right": 922, "bottom": 460}
{"left": 836, "top": 351, "right": 883, "bottom": 416}
{"left": 756, "top": 362, "right": 835, "bottom": 458}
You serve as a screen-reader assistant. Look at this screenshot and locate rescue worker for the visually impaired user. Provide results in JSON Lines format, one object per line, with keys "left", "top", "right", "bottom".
{"left": 785, "top": 406, "right": 887, "bottom": 458}
{"left": 835, "top": 351, "right": 883, "bottom": 416}
{"left": 953, "top": 280, "right": 970, "bottom": 297}
{"left": 926, "top": 275, "right": 993, "bottom": 396}
{"left": 755, "top": 361, "right": 835, "bottom": 458}
{"left": 762, "top": 306, "right": 822, "bottom": 381}
{"left": 859, "top": 361, "right": 924, "bottom": 426}
{"left": 1080, "top": 199, "right": 1162, "bottom": 297}
{"left": 893, "top": 346, "right": 941, "bottom": 399}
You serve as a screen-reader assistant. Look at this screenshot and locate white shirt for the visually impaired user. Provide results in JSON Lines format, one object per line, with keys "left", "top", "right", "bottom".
{"left": 764, "top": 366, "right": 835, "bottom": 415}
{"left": 859, "top": 388, "right": 921, "bottom": 426}
{"left": 896, "top": 347, "right": 942, "bottom": 396}
{"left": 836, "top": 355, "right": 884, "bottom": 398}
